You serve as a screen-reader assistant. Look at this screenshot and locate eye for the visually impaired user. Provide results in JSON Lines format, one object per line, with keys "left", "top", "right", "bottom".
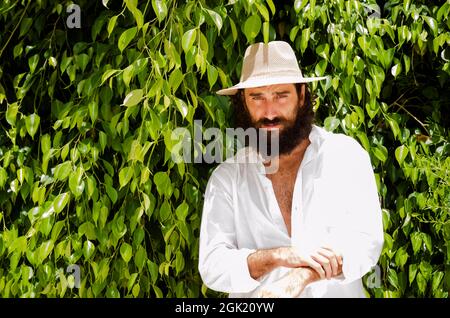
{"left": 252, "top": 96, "right": 263, "bottom": 100}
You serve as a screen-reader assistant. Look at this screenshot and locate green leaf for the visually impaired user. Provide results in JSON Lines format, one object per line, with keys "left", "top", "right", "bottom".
{"left": 403, "top": 55, "right": 410, "bottom": 74}
{"left": 41, "top": 134, "right": 51, "bottom": 154}
{"left": 123, "top": 89, "right": 143, "bottom": 107}
{"left": 256, "top": 3, "right": 270, "bottom": 21}
{"left": 229, "top": 18, "right": 237, "bottom": 42}
{"left": 130, "top": 7, "right": 144, "bottom": 29}
{"left": 243, "top": 15, "right": 261, "bottom": 42}
{"left": 159, "top": 201, "right": 171, "bottom": 222}
{"left": 28, "top": 54, "right": 39, "bottom": 73}
{"left": 175, "top": 98, "right": 188, "bottom": 119}
{"left": 205, "top": 9, "right": 223, "bottom": 33}
{"left": 25, "top": 114, "right": 40, "bottom": 139}
{"left": 38, "top": 240, "right": 54, "bottom": 263}
{"left": 119, "top": 166, "right": 133, "bottom": 188}
{"left": 175, "top": 250, "right": 185, "bottom": 274}
{"left": 300, "top": 28, "right": 310, "bottom": 54}
{"left": 420, "top": 233, "right": 432, "bottom": 252}
{"left": 134, "top": 246, "right": 147, "bottom": 271}
{"left": 106, "top": 284, "right": 120, "bottom": 298}
{"left": 373, "top": 145, "right": 388, "bottom": 163}
{"left": 19, "top": 18, "right": 33, "bottom": 37}
{"left": 263, "top": 22, "right": 269, "bottom": 43}
{"left": 124, "top": 0, "right": 137, "bottom": 11}
{"left": 120, "top": 243, "right": 132, "bottom": 263}
{"left": 54, "top": 234, "right": 67, "bottom": 258}
{"left": 395, "top": 145, "right": 409, "bottom": 165}
{"left": 207, "top": 64, "right": 218, "bottom": 89}
{"left": 409, "top": 263, "right": 418, "bottom": 285}
{"left": 289, "top": 26, "right": 300, "bottom": 42}
{"left": 6, "top": 103, "right": 19, "bottom": 126}
{"left": 83, "top": 240, "right": 95, "bottom": 260}
{"left": 432, "top": 271, "right": 444, "bottom": 291}
{"left": 294, "top": 0, "right": 307, "bottom": 13}
{"left": 182, "top": 29, "right": 196, "bottom": 53}
{"left": 419, "top": 261, "right": 433, "bottom": 281}
{"left": 152, "top": 0, "right": 167, "bottom": 23}
{"left": 88, "top": 101, "right": 98, "bottom": 123}
{"left": 386, "top": 115, "right": 400, "bottom": 139}
{"left": 324, "top": 116, "right": 340, "bottom": 132}
{"left": 69, "top": 167, "right": 84, "bottom": 197}
{"left": 128, "top": 273, "right": 138, "bottom": 292}
{"left": 266, "top": 0, "right": 276, "bottom": 15}
{"left": 355, "top": 83, "right": 362, "bottom": 102}
{"left": 54, "top": 161, "right": 72, "bottom": 181}
{"left": 75, "top": 53, "right": 89, "bottom": 72}
{"left": 147, "top": 260, "right": 159, "bottom": 284}
{"left": 99, "top": 131, "right": 107, "bottom": 152}
{"left": 423, "top": 16, "right": 437, "bottom": 36}
{"left": 316, "top": 43, "right": 329, "bottom": 60}
{"left": 175, "top": 201, "right": 189, "bottom": 221}
{"left": 315, "top": 59, "right": 327, "bottom": 76}
{"left": 101, "top": 69, "right": 120, "bottom": 85}
{"left": 107, "top": 15, "right": 118, "bottom": 37}
{"left": 53, "top": 192, "right": 70, "bottom": 213}
{"left": 168, "top": 69, "right": 184, "bottom": 93}
{"left": 0, "top": 168, "right": 7, "bottom": 189}
{"left": 118, "top": 27, "right": 137, "bottom": 53}
{"left": 177, "top": 221, "right": 190, "bottom": 242}
{"left": 355, "top": 132, "right": 369, "bottom": 153}
{"left": 110, "top": 218, "right": 125, "bottom": 245}
{"left": 416, "top": 272, "right": 427, "bottom": 294}
{"left": 106, "top": 184, "right": 118, "bottom": 204}
{"left": 388, "top": 268, "right": 399, "bottom": 290}
{"left": 394, "top": 247, "right": 409, "bottom": 268}
{"left": 60, "top": 53, "right": 72, "bottom": 74}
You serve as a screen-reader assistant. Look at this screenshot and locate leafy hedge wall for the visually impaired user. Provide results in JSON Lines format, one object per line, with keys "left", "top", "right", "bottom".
{"left": 0, "top": 0, "right": 449, "bottom": 297}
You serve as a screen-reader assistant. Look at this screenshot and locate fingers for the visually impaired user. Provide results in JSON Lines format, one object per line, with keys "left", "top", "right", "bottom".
{"left": 278, "top": 246, "right": 343, "bottom": 281}
{"left": 317, "top": 248, "right": 339, "bottom": 277}
{"left": 321, "top": 246, "right": 343, "bottom": 266}
{"left": 303, "top": 257, "right": 326, "bottom": 280}
{"left": 310, "top": 253, "right": 332, "bottom": 279}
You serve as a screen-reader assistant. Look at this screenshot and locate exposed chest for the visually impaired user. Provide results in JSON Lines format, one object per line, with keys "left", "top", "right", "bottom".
{"left": 268, "top": 170, "right": 299, "bottom": 236}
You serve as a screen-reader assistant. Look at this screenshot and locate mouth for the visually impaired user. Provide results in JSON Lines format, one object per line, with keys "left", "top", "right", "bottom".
{"left": 260, "top": 123, "right": 282, "bottom": 130}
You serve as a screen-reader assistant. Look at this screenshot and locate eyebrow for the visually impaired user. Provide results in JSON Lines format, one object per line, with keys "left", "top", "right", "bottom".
{"left": 248, "top": 91, "right": 291, "bottom": 96}
{"left": 274, "top": 91, "right": 290, "bottom": 95}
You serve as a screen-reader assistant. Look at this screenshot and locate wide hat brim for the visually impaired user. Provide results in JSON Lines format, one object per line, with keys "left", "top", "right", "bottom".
{"left": 216, "top": 75, "right": 328, "bottom": 95}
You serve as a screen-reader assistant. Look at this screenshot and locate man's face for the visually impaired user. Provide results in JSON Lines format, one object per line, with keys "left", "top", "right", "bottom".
{"left": 243, "top": 83, "right": 304, "bottom": 132}
{"left": 239, "top": 83, "right": 311, "bottom": 156}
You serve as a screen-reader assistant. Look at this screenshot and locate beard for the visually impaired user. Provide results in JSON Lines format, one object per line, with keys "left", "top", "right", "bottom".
{"left": 235, "top": 99, "right": 315, "bottom": 156}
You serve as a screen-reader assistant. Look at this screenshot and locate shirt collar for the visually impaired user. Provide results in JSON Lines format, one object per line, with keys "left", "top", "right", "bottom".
{"left": 247, "top": 125, "right": 327, "bottom": 174}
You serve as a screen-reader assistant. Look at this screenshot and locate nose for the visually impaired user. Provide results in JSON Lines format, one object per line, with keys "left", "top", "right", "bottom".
{"left": 261, "top": 98, "right": 279, "bottom": 120}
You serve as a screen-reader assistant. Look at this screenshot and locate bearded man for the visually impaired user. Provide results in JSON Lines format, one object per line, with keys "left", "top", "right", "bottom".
{"left": 198, "top": 41, "right": 384, "bottom": 298}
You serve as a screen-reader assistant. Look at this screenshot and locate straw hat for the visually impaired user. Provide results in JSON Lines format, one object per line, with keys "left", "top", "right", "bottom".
{"left": 217, "top": 41, "right": 327, "bottom": 95}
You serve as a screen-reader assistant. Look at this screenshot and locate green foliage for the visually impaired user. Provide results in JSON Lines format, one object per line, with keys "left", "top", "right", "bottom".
{"left": 0, "top": 0, "right": 449, "bottom": 297}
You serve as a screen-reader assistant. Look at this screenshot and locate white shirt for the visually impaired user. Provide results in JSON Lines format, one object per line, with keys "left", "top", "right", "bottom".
{"left": 198, "top": 125, "right": 384, "bottom": 297}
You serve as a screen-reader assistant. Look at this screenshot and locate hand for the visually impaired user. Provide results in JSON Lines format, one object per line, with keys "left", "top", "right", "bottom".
{"left": 309, "top": 246, "right": 343, "bottom": 280}
{"left": 275, "top": 246, "right": 325, "bottom": 279}
{"left": 276, "top": 246, "right": 343, "bottom": 280}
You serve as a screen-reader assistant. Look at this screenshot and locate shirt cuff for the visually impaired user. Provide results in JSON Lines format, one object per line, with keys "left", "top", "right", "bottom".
{"left": 230, "top": 248, "right": 261, "bottom": 292}
{"left": 334, "top": 246, "right": 374, "bottom": 285}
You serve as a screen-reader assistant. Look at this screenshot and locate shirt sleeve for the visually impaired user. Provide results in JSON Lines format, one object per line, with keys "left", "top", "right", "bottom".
{"left": 325, "top": 138, "right": 384, "bottom": 285}
{"left": 198, "top": 165, "right": 261, "bottom": 293}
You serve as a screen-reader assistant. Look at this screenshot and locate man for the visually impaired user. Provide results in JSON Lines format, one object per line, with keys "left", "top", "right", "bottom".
{"left": 198, "top": 41, "right": 384, "bottom": 297}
